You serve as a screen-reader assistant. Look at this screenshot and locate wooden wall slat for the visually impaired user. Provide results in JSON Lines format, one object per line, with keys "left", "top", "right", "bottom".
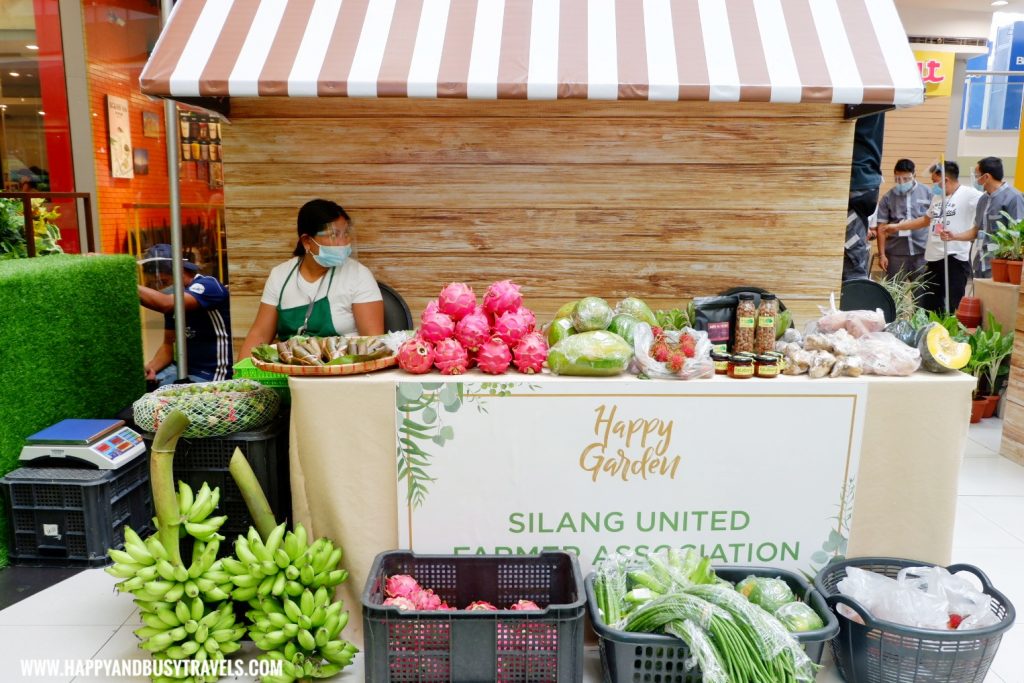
{"left": 225, "top": 163, "right": 849, "bottom": 210}
{"left": 228, "top": 118, "right": 851, "bottom": 165}
{"left": 228, "top": 98, "right": 842, "bottom": 119}
{"left": 224, "top": 100, "right": 853, "bottom": 350}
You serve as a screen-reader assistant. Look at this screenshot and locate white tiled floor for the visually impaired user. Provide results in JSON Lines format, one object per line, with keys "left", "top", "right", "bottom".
{"left": 1, "top": 421, "right": 1021, "bottom": 683}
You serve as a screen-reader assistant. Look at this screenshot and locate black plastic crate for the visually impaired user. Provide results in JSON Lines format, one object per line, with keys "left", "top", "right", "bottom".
{"left": 362, "top": 550, "right": 586, "bottom": 683}
{"left": 0, "top": 456, "right": 153, "bottom": 567}
{"left": 141, "top": 415, "right": 289, "bottom": 545}
{"left": 815, "top": 557, "right": 1015, "bottom": 683}
{"left": 585, "top": 565, "right": 840, "bottom": 683}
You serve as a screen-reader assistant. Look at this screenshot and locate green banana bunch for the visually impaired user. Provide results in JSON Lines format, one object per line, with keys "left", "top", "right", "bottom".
{"left": 221, "top": 523, "right": 348, "bottom": 602}
{"left": 247, "top": 587, "right": 358, "bottom": 682}
{"left": 175, "top": 481, "right": 228, "bottom": 541}
{"left": 133, "top": 597, "right": 246, "bottom": 683}
{"left": 108, "top": 535, "right": 235, "bottom": 604}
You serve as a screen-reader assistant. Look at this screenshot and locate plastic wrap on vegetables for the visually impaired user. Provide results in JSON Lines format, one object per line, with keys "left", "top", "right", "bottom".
{"left": 546, "top": 317, "right": 576, "bottom": 347}
{"left": 746, "top": 577, "right": 796, "bottom": 614}
{"left": 607, "top": 314, "right": 643, "bottom": 348}
{"left": 614, "top": 297, "right": 658, "bottom": 326}
{"left": 571, "top": 296, "right": 615, "bottom": 332}
{"left": 665, "top": 619, "right": 729, "bottom": 683}
{"left": 547, "top": 330, "right": 632, "bottom": 376}
{"left": 774, "top": 602, "right": 825, "bottom": 633}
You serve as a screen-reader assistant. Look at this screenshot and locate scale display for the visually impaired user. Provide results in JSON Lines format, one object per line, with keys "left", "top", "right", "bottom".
{"left": 20, "top": 419, "right": 145, "bottom": 469}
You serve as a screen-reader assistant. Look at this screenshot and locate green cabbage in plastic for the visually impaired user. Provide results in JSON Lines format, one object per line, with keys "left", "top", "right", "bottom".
{"left": 572, "top": 296, "right": 614, "bottom": 332}
{"left": 773, "top": 601, "right": 824, "bottom": 633}
{"left": 747, "top": 577, "right": 796, "bottom": 614}
{"left": 547, "top": 330, "right": 632, "bottom": 376}
{"left": 615, "top": 297, "right": 658, "bottom": 326}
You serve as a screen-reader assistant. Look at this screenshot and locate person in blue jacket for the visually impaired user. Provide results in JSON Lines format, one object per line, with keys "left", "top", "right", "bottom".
{"left": 138, "top": 244, "right": 233, "bottom": 385}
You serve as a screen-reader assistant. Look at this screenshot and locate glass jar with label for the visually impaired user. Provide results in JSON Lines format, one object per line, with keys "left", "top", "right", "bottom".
{"left": 755, "top": 293, "right": 778, "bottom": 355}
{"left": 755, "top": 354, "right": 779, "bottom": 378}
{"left": 728, "top": 356, "right": 754, "bottom": 379}
{"left": 711, "top": 352, "right": 730, "bottom": 375}
{"left": 734, "top": 293, "right": 756, "bottom": 354}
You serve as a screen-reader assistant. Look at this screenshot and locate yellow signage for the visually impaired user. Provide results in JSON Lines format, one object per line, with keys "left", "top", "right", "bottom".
{"left": 914, "top": 50, "right": 953, "bottom": 97}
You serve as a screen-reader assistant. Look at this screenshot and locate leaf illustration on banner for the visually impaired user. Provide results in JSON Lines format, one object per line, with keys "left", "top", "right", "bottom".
{"left": 803, "top": 477, "right": 857, "bottom": 581}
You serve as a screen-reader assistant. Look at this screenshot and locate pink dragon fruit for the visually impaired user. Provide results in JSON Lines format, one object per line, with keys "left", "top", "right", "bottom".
{"left": 465, "top": 600, "right": 498, "bottom": 611}
{"left": 437, "top": 283, "right": 477, "bottom": 321}
{"left": 483, "top": 280, "right": 522, "bottom": 317}
{"left": 518, "top": 306, "right": 537, "bottom": 331}
{"left": 455, "top": 306, "right": 491, "bottom": 351}
{"left": 476, "top": 337, "right": 512, "bottom": 374}
{"left": 397, "top": 339, "right": 435, "bottom": 374}
{"left": 383, "top": 596, "right": 417, "bottom": 610}
{"left": 433, "top": 339, "right": 469, "bottom": 375}
{"left": 411, "top": 588, "right": 443, "bottom": 611}
{"left": 513, "top": 332, "right": 548, "bottom": 374}
{"left": 509, "top": 600, "right": 541, "bottom": 611}
{"left": 493, "top": 308, "right": 533, "bottom": 346}
{"left": 422, "top": 299, "right": 440, "bottom": 317}
{"left": 420, "top": 310, "right": 455, "bottom": 343}
{"left": 386, "top": 574, "right": 421, "bottom": 599}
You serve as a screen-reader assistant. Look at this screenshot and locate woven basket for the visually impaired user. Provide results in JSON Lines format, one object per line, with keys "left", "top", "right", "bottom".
{"left": 252, "top": 355, "right": 396, "bottom": 376}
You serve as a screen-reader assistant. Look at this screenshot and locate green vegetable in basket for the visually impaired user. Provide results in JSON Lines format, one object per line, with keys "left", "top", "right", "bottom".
{"left": 547, "top": 330, "right": 632, "bottom": 376}
{"left": 747, "top": 576, "right": 796, "bottom": 614}
{"left": 252, "top": 343, "right": 280, "bottom": 364}
{"left": 774, "top": 601, "right": 824, "bottom": 633}
{"left": 737, "top": 575, "right": 758, "bottom": 598}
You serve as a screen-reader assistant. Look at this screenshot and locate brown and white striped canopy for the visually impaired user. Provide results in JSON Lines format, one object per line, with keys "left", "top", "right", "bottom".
{"left": 141, "top": 0, "right": 924, "bottom": 106}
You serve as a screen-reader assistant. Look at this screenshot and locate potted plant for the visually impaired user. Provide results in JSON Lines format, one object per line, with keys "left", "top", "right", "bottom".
{"left": 966, "top": 331, "right": 991, "bottom": 423}
{"left": 979, "top": 313, "right": 1014, "bottom": 418}
{"left": 0, "top": 198, "right": 63, "bottom": 259}
{"left": 988, "top": 212, "right": 1024, "bottom": 284}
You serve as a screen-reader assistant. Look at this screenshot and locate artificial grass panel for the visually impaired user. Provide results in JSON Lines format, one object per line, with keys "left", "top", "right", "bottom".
{"left": 0, "top": 255, "right": 145, "bottom": 566}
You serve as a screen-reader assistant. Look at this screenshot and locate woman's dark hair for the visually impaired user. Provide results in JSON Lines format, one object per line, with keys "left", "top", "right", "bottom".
{"left": 977, "top": 157, "right": 1004, "bottom": 182}
{"left": 293, "top": 199, "right": 351, "bottom": 257}
{"left": 894, "top": 158, "right": 915, "bottom": 174}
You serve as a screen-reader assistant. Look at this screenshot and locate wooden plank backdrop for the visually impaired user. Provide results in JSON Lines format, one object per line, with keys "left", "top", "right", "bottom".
{"left": 224, "top": 99, "right": 854, "bottom": 350}
{"left": 1000, "top": 288, "right": 1024, "bottom": 464}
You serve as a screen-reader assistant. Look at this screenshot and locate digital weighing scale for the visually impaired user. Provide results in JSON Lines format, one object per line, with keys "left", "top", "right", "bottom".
{"left": 20, "top": 419, "right": 145, "bottom": 469}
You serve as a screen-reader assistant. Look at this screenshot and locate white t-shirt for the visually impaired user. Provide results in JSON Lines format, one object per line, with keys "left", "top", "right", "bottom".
{"left": 923, "top": 185, "right": 982, "bottom": 262}
{"left": 261, "top": 257, "right": 382, "bottom": 336}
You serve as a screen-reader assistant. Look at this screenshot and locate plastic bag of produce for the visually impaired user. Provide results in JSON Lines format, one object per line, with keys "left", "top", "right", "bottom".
{"left": 571, "top": 296, "right": 615, "bottom": 332}
{"left": 607, "top": 314, "right": 643, "bottom": 347}
{"left": 774, "top": 602, "right": 824, "bottom": 633}
{"left": 816, "top": 293, "right": 885, "bottom": 338}
{"left": 856, "top": 332, "right": 921, "bottom": 376}
{"left": 631, "top": 323, "right": 714, "bottom": 380}
{"left": 614, "top": 297, "right": 658, "bottom": 326}
{"left": 747, "top": 577, "right": 796, "bottom": 614}
{"left": 547, "top": 330, "right": 632, "bottom": 376}
{"left": 133, "top": 379, "right": 280, "bottom": 438}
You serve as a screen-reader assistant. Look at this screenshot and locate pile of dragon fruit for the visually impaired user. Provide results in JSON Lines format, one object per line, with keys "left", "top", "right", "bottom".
{"left": 382, "top": 574, "right": 541, "bottom": 612}
{"left": 396, "top": 280, "right": 549, "bottom": 375}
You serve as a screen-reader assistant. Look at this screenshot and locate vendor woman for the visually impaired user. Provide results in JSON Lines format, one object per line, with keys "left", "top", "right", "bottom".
{"left": 239, "top": 199, "right": 384, "bottom": 358}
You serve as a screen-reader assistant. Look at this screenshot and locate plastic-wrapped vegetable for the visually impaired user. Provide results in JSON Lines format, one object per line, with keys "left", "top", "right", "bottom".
{"left": 774, "top": 602, "right": 824, "bottom": 633}
{"left": 607, "top": 314, "right": 643, "bottom": 348}
{"left": 747, "top": 577, "right": 796, "bottom": 614}
{"left": 546, "top": 317, "right": 576, "bottom": 347}
{"left": 614, "top": 297, "right": 658, "bottom": 326}
{"left": 547, "top": 330, "right": 632, "bottom": 376}
{"left": 571, "top": 296, "right": 615, "bottom": 332}
{"left": 737, "top": 575, "right": 758, "bottom": 599}
{"left": 554, "top": 300, "right": 579, "bottom": 320}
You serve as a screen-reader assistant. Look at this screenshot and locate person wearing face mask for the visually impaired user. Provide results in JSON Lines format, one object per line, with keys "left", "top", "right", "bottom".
{"left": 239, "top": 199, "right": 384, "bottom": 359}
{"left": 937, "top": 157, "right": 1024, "bottom": 278}
{"left": 887, "top": 161, "right": 981, "bottom": 313}
{"left": 875, "top": 159, "right": 931, "bottom": 277}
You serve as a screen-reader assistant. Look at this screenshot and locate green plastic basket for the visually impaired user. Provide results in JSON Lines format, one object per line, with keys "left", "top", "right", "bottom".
{"left": 233, "top": 358, "right": 290, "bottom": 404}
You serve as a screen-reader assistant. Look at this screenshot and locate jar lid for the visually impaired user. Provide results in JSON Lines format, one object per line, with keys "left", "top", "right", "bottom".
{"left": 755, "top": 354, "right": 777, "bottom": 363}
{"left": 730, "top": 356, "right": 753, "bottom": 365}
{"left": 732, "top": 351, "right": 756, "bottom": 358}
{"left": 761, "top": 293, "right": 777, "bottom": 300}
{"left": 711, "top": 352, "right": 731, "bottom": 361}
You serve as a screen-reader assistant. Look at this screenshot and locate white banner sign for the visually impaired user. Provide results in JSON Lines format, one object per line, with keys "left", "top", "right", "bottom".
{"left": 396, "top": 380, "right": 866, "bottom": 576}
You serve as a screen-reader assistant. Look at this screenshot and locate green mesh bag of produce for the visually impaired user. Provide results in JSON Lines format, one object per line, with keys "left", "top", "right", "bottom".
{"left": 133, "top": 379, "right": 281, "bottom": 437}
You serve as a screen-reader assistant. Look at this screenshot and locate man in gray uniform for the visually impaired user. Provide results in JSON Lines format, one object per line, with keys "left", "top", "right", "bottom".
{"left": 876, "top": 159, "right": 931, "bottom": 277}
{"left": 956, "top": 157, "right": 1024, "bottom": 278}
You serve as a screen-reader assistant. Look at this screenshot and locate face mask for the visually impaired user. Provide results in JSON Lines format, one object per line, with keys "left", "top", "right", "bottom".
{"left": 894, "top": 181, "right": 913, "bottom": 194}
{"left": 310, "top": 241, "right": 352, "bottom": 268}
{"left": 972, "top": 175, "right": 986, "bottom": 192}
{"left": 931, "top": 184, "right": 944, "bottom": 197}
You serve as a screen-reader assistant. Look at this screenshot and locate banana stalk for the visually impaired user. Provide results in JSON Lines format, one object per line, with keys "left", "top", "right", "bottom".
{"left": 152, "top": 410, "right": 191, "bottom": 566}
{"left": 229, "top": 447, "right": 277, "bottom": 540}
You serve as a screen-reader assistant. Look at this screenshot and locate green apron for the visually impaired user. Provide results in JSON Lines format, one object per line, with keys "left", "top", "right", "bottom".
{"left": 276, "top": 260, "right": 337, "bottom": 339}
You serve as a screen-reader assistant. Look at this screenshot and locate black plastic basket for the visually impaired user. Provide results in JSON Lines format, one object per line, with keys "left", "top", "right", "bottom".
{"left": 585, "top": 566, "right": 839, "bottom": 683}
{"left": 141, "top": 415, "right": 289, "bottom": 545}
{"left": 814, "top": 557, "right": 1016, "bottom": 683}
{"left": 0, "top": 456, "right": 153, "bottom": 567}
{"left": 362, "top": 550, "right": 586, "bottom": 682}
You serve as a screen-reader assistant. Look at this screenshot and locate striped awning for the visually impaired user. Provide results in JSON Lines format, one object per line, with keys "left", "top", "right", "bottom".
{"left": 141, "top": 0, "right": 924, "bottom": 106}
